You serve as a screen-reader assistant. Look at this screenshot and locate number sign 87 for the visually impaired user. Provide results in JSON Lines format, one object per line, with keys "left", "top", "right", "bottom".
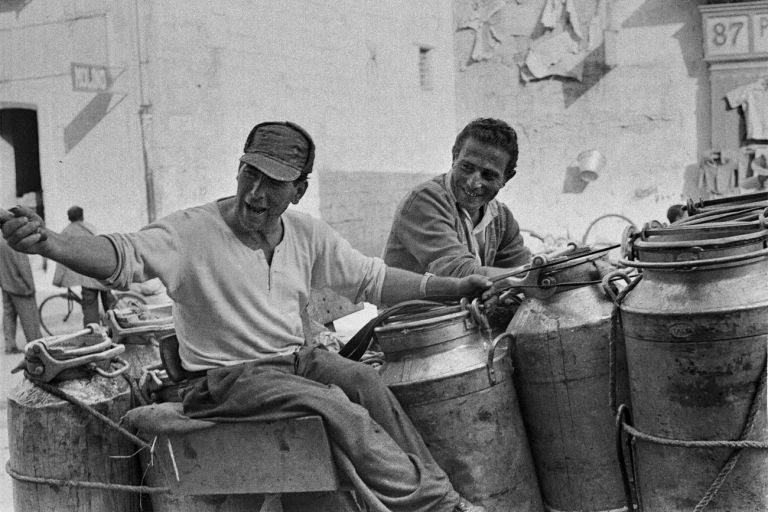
{"left": 707, "top": 15, "right": 749, "bottom": 55}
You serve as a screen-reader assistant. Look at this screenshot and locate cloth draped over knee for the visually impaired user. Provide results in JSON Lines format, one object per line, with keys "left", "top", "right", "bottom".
{"left": 180, "top": 348, "right": 459, "bottom": 512}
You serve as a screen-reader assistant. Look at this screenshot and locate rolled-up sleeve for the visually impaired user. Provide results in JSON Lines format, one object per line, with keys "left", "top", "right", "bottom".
{"left": 310, "top": 222, "right": 387, "bottom": 305}
{"left": 99, "top": 219, "right": 182, "bottom": 292}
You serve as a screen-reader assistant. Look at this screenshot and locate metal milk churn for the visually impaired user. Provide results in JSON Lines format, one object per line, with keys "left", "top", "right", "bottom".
{"left": 376, "top": 304, "right": 544, "bottom": 512}
{"left": 506, "top": 250, "right": 631, "bottom": 512}
{"left": 617, "top": 220, "right": 768, "bottom": 511}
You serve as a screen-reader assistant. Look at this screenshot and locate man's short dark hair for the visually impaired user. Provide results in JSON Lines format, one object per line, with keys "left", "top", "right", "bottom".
{"left": 452, "top": 118, "right": 519, "bottom": 181}
{"left": 67, "top": 206, "right": 84, "bottom": 222}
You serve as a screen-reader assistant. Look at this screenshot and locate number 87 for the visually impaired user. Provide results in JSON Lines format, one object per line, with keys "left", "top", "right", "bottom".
{"left": 712, "top": 22, "right": 743, "bottom": 47}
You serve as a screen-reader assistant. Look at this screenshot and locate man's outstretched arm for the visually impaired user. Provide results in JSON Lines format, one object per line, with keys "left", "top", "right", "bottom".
{"left": 380, "top": 266, "right": 494, "bottom": 304}
{"left": 1, "top": 205, "right": 118, "bottom": 280}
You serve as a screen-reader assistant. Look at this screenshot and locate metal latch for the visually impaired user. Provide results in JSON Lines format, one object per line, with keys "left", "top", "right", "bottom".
{"left": 13, "top": 324, "right": 129, "bottom": 383}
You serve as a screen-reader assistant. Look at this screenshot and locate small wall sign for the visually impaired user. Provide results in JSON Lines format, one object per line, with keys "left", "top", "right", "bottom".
{"left": 70, "top": 63, "right": 110, "bottom": 92}
{"left": 700, "top": 2, "right": 768, "bottom": 62}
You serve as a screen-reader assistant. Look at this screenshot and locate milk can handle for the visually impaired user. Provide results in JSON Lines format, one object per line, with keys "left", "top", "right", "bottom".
{"left": 487, "top": 332, "right": 513, "bottom": 386}
{"left": 601, "top": 269, "right": 633, "bottom": 303}
{"left": 469, "top": 297, "right": 492, "bottom": 332}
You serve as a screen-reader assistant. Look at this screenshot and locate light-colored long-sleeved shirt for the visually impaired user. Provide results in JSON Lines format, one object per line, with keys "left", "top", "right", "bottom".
{"left": 384, "top": 172, "right": 531, "bottom": 277}
{"left": 102, "top": 200, "right": 387, "bottom": 371}
{"left": 0, "top": 238, "right": 36, "bottom": 296}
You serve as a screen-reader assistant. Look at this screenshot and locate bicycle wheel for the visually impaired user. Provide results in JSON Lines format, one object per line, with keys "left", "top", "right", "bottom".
{"left": 38, "top": 293, "right": 85, "bottom": 336}
{"left": 113, "top": 290, "right": 148, "bottom": 311}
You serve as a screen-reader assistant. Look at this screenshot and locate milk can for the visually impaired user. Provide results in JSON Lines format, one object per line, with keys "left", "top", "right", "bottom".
{"left": 507, "top": 252, "right": 630, "bottom": 512}
{"left": 618, "top": 220, "right": 768, "bottom": 511}
{"left": 375, "top": 304, "right": 544, "bottom": 512}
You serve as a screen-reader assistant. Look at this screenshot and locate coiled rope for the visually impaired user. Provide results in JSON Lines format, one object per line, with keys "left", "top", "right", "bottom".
{"left": 606, "top": 272, "right": 642, "bottom": 412}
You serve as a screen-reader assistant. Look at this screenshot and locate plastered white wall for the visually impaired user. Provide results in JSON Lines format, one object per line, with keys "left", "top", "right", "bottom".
{"left": 453, "top": 0, "right": 709, "bottom": 246}
{"left": 1, "top": 0, "right": 456, "bottom": 240}
{"left": 145, "top": 0, "right": 456, "bottom": 220}
{"left": 0, "top": 0, "right": 148, "bottom": 233}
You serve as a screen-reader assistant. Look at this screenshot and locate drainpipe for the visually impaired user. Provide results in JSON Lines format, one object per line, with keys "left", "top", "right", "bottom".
{"left": 134, "top": 0, "right": 156, "bottom": 223}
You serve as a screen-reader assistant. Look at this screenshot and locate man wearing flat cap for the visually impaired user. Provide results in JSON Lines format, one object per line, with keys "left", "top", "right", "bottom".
{"left": 1, "top": 121, "right": 493, "bottom": 512}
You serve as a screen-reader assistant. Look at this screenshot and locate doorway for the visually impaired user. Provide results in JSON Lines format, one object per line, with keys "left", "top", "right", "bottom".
{"left": 0, "top": 108, "right": 44, "bottom": 219}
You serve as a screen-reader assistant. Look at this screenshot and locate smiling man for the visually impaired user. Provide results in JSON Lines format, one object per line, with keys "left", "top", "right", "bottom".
{"left": 0, "top": 121, "right": 493, "bottom": 512}
{"left": 384, "top": 118, "right": 531, "bottom": 278}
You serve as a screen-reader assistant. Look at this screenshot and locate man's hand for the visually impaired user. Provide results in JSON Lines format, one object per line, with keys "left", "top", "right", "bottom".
{"left": 457, "top": 274, "right": 493, "bottom": 297}
{"left": 0, "top": 205, "right": 49, "bottom": 254}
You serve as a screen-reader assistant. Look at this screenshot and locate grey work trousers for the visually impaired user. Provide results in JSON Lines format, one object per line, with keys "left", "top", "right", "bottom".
{"left": 182, "top": 346, "right": 460, "bottom": 512}
{"left": 2, "top": 290, "right": 41, "bottom": 351}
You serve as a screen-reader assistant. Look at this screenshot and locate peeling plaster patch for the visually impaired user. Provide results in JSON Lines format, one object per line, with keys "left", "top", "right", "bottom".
{"left": 633, "top": 186, "right": 657, "bottom": 200}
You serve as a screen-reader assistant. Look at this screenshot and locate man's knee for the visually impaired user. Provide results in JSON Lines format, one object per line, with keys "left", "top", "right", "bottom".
{"left": 338, "top": 363, "right": 392, "bottom": 402}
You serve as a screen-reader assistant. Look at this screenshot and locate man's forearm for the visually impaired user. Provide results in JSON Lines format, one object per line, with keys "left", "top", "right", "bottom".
{"left": 480, "top": 260, "right": 531, "bottom": 279}
{"left": 480, "top": 266, "right": 509, "bottom": 278}
{"left": 43, "top": 232, "right": 119, "bottom": 280}
{"left": 2, "top": 205, "right": 118, "bottom": 280}
{"left": 380, "top": 267, "right": 464, "bottom": 304}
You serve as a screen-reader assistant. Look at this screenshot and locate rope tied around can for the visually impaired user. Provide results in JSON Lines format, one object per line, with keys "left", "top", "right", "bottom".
{"left": 615, "top": 356, "right": 767, "bottom": 512}
{"left": 601, "top": 268, "right": 643, "bottom": 413}
{"left": 5, "top": 379, "right": 170, "bottom": 494}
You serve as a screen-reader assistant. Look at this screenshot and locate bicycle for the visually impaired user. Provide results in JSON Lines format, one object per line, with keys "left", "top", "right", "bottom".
{"left": 38, "top": 287, "right": 147, "bottom": 336}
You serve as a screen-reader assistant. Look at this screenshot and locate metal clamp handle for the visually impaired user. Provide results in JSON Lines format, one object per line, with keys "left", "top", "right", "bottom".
{"left": 547, "top": 242, "right": 578, "bottom": 259}
{"left": 490, "top": 255, "right": 558, "bottom": 300}
{"left": 26, "top": 342, "right": 126, "bottom": 383}
{"left": 486, "top": 332, "right": 513, "bottom": 386}
{"left": 44, "top": 323, "right": 105, "bottom": 348}
{"left": 93, "top": 356, "right": 130, "bottom": 379}
{"left": 107, "top": 310, "right": 173, "bottom": 345}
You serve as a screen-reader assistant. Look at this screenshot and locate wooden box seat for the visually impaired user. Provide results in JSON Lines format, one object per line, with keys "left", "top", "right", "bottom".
{"left": 125, "top": 402, "right": 341, "bottom": 496}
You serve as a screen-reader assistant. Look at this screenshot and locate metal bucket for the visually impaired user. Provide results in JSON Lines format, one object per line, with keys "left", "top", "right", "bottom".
{"left": 618, "top": 223, "right": 768, "bottom": 511}
{"left": 376, "top": 305, "right": 544, "bottom": 512}
{"left": 507, "top": 253, "right": 630, "bottom": 512}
